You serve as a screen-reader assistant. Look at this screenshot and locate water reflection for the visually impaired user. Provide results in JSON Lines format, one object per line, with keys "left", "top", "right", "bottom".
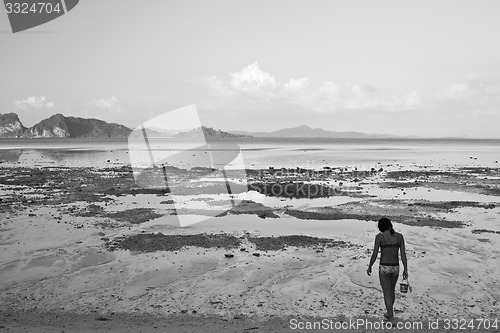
{"left": 0, "top": 148, "right": 129, "bottom": 167}
{"left": 0, "top": 149, "right": 22, "bottom": 163}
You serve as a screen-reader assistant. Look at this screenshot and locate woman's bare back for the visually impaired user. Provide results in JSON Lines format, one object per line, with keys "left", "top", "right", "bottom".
{"left": 378, "top": 231, "right": 401, "bottom": 265}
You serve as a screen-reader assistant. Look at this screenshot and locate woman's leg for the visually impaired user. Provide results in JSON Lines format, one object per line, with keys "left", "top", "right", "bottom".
{"left": 390, "top": 274, "right": 399, "bottom": 307}
{"left": 379, "top": 271, "right": 394, "bottom": 320}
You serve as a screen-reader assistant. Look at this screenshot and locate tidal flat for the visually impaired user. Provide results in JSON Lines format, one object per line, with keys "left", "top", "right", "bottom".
{"left": 1, "top": 161, "right": 499, "bottom": 332}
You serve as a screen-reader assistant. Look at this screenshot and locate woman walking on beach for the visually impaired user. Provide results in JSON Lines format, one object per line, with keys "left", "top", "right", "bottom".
{"left": 367, "top": 217, "right": 408, "bottom": 322}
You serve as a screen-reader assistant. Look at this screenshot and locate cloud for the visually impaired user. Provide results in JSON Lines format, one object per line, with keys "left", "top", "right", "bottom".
{"left": 230, "top": 62, "right": 277, "bottom": 93}
{"left": 188, "top": 66, "right": 499, "bottom": 137}
{"left": 14, "top": 96, "right": 55, "bottom": 109}
{"left": 283, "top": 78, "right": 310, "bottom": 92}
{"left": 439, "top": 83, "right": 470, "bottom": 100}
{"left": 382, "top": 91, "right": 421, "bottom": 109}
{"left": 190, "top": 62, "right": 421, "bottom": 114}
{"left": 403, "top": 91, "right": 421, "bottom": 107}
{"left": 90, "top": 96, "right": 120, "bottom": 109}
{"left": 297, "top": 82, "right": 419, "bottom": 112}
{"left": 348, "top": 84, "right": 376, "bottom": 96}
{"left": 436, "top": 77, "right": 500, "bottom": 116}
{"left": 438, "top": 77, "right": 500, "bottom": 100}
{"left": 318, "top": 81, "right": 339, "bottom": 96}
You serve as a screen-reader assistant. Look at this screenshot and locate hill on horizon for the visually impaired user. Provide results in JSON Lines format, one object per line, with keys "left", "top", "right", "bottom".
{"left": 174, "top": 126, "right": 250, "bottom": 139}
{"left": 1, "top": 114, "right": 485, "bottom": 139}
{"left": 0, "top": 113, "right": 131, "bottom": 138}
{"left": 229, "top": 125, "right": 400, "bottom": 139}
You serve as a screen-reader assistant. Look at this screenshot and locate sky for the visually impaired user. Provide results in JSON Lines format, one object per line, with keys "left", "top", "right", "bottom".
{"left": 1, "top": 0, "right": 500, "bottom": 137}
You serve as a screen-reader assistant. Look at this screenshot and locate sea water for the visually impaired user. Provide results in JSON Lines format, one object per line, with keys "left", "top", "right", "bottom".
{"left": 0, "top": 137, "right": 499, "bottom": 170}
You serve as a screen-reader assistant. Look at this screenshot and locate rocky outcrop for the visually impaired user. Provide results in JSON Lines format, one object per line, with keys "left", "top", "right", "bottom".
{"left": 0, "top": 113, "right": 27, "bottom": 138}
{"left": 28, "top": 114, "right": 69, "bottom": 138}
{"left": 0, "top": 113, "right": 132, "bottom": 138}
{"left": 63, "top": 115, "right": 131, "bottom": 138}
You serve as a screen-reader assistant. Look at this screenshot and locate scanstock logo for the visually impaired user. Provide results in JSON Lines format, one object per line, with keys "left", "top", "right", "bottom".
{"left": 4, "top": 0, "right": 79, "bottom": 33}
{"left": 128, "top": 105, "right": 248, "bottom": 227}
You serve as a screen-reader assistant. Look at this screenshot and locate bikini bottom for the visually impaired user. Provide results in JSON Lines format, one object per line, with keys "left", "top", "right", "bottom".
{"left": 379, "top": 264, "right": 400, "bottom": 277}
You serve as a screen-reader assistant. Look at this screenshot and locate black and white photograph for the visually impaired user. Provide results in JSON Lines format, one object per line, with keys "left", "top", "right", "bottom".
{"left": 1, "top": 1, "right": 500, "bottom": 332}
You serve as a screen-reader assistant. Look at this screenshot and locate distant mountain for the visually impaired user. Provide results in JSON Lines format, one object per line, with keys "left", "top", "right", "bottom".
{"left": 229, "top": 125, "right": 396, "bottom": 138}
{"left": 146, "top": 127, "right": 189, "bottom": 136}
{"left": 0, "top": 115, "right": 422, "bottom": 140}
{"left": 175, "top": 126, "right": 250, "bottom": 139}
{"left": 0, "top": 113, "right": 26, "bottom": 138}
{"left": 0, "top": 113, "right": 131, "bottom": 138}
{"left": 128, "top": 128, "right": 170, "bottom": 139}
{"left": 128, "top": 127, "right": 194, "bottom": 138}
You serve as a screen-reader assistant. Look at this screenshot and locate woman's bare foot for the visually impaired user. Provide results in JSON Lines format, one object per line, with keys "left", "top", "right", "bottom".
{"left": 385, "top": 316, "right": 398, "bottom": 325}
{"left": 383, "top": 312, "right": 397, "bottom": 324}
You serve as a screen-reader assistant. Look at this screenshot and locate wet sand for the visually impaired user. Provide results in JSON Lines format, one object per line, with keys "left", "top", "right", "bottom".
{"left": 1, "top": 163, "right": 500, "bottom": 332}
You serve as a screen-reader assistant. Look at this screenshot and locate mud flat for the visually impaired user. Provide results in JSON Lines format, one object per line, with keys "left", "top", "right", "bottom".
{"left": 1, "top": 164, "right": 500, "bottom": 331}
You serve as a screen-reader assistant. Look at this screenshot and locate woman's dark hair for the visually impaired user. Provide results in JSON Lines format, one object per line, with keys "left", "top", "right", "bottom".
{"left": 378, "top": 217, "right": 395, "bottom": 235}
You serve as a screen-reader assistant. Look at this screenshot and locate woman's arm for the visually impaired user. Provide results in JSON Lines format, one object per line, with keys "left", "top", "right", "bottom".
{"left": 400, "top": 234, "right": 408, "bottom": 279}
{"left": 367, "top": 235, "right": 380, "bottom": 276}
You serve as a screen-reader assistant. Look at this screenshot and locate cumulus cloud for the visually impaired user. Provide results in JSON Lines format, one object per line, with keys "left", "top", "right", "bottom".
{"left": 439, "top": 83, "right": 471, "bottom": 100}
{"left": 348, "top": 84, "right": 376, "bottom": 96}
{"left": 14, "top": 96, "right": 55, "bottom": 109}
{"left": 190, "top": 62, "right": 421, "bottom": 114}
{"left": 304, "top": 82, "right": 418, "bottom": 112}
{"left": 283, "top": 78, "right": 310, "bottom": 92}
{"left": 318, "top": 81, "right": 339, "bottom": 96}
{"left": 403, "top": 91, "right": 421, "bottom": 107}
{"left": 438, "top": 77, "right": 500, "bottom": 100}
{"left": 436, "top": 77, "right": 500, "bottom": 116}
{"left": 90, "top": 96, "right": 120, "bottom": 109}
{"left": 230, "top": 62, "right": 277, "bottom": 93}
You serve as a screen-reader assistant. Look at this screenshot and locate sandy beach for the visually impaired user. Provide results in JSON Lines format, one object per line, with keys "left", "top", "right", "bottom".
{"left": 3, "top": 0, "right": 500, "bottom": 330}
{"left": 1, "top": 154, "right": 499, "bottom": 332}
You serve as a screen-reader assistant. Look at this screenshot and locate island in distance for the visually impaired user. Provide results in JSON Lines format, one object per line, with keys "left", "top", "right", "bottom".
{"left": 0, "top": 113, "right": 248, "bottom": 139}
{"left": 0, "top": 113, "right": 131, "bottom": 138}
{"left": 228, "top": 124, "right": 399, "bottom": 138}
{"left": 134, "top": 126, "right": 250, "bottom": 139}
{"left": 0, "top": 112, "right": 406, "bottom": 139}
